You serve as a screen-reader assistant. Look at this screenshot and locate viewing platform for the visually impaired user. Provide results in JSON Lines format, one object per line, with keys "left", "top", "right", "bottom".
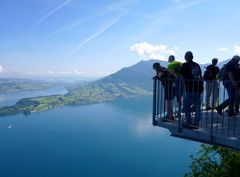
{"left": 152, "top": 78, "right": 240, "bottom": 150}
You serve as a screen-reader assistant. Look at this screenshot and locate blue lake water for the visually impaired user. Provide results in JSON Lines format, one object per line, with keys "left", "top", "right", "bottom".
{"left": 0, "top": 93, "right": 200, "bottom": 177}
{"left": 0, "top": 87, "right": 68, "bottom": 107}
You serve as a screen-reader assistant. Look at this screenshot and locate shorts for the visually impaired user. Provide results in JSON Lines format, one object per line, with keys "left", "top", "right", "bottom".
{"left": 175, "top": 78, "right": 184, "bottom": 97}
{"left": 163, "top": 80, "right": 175, "bottom": 100}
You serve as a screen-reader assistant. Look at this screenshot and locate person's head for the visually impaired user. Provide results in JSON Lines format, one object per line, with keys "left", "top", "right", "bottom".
{"left": 212, "top": 58, "right": 218, "bottom": 65}
{"left": 168, "top": 55, "right": 175, "bottom": 63}
{"left": 153, "top": 62, "right": 161, "bottom": 71}
{"left": 227, "top": 55, "right": 240, "bottom": 65}
{"left": 184, "top": 51, "right": 193, "bottom": 62}
{"left": 232, "top": 55, "right": 240, "bottom": 63}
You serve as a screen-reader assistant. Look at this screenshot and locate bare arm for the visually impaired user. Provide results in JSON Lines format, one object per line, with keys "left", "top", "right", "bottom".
{"left": 228, "top": 72, "right": 235, "bottom": 81}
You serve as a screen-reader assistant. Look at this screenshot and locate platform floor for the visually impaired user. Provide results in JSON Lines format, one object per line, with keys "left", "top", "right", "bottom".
{"left": 154, "top": 110, "right": 240, "bottom": 150}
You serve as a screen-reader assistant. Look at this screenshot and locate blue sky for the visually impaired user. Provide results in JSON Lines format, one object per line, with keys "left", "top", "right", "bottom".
{"left": 0, "top": 0, "right": 240, "bottom": 78}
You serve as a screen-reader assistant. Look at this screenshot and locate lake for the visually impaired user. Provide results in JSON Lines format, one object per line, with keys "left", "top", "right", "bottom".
{"left": 0, "top": 92, "right": 200, "bottom": 177}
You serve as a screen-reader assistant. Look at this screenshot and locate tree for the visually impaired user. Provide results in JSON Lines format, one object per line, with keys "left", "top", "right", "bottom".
{"left": 185, "top": 144, "right": 240, "bottom": 177}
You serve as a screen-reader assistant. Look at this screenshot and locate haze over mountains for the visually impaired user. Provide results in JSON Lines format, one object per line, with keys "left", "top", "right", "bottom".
{"left": 0, "top": 78, "right": 59, "bottom": 94}
{"left": 0, "top": 58, "right": 230, "bottom": 95}
{"left": 0, "top": 58, "right": 231, "bottom": 116}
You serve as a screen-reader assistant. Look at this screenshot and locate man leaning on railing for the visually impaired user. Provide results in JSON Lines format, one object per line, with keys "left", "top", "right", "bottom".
{"left": 152, "top": 62, "right": 177, "bottom": 120}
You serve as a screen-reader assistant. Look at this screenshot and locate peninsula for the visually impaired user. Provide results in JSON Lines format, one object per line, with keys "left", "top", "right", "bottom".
{"left": 0, "top": 60, "right": 155, "bottom": 116}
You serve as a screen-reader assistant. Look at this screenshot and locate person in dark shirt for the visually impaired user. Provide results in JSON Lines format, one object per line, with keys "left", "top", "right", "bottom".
{"left": 204, "top": 58, "right": 220, "bottom": 110}
{"left": 180, "top": 51, "right": 203, "bottom": 127}
{"left": 217, "top": 55, "right": 240, "bottom": 116}
{"left": 235, "top": 63, "right": 240, "bottom": 113}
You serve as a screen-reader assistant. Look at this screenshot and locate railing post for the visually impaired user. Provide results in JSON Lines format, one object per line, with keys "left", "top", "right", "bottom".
{"left": 210, "top": 81, "right": 214, "bottom": 143}
{"left": 178, "top": 78, "right": 182, "bottom": 133}
{"left": 152, "top": 77, "right": 157, "bottom": 126}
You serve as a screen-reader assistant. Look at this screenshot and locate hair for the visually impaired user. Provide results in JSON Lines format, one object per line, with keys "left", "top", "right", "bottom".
{"left": 227, "top": 55, "right": 240, "bottom": 65}
{"left": 212, "top": 58, "right": 218, "bottom": 65}
{"left": 184, "top": 51, "right": 193, "bottom": 61}
{"left": 232, "top": 55, "right": 240, "bottom": 61}
{"left": 153, "top": 62, "right": 161, "bottom": 70}
{"left": 168, "top": 55, "right": 175, "bottom": 62}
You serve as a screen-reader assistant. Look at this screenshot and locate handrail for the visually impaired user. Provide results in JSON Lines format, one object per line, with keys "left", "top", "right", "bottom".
{"left": 152, "top": 77, "right": 240, "bottom": 139}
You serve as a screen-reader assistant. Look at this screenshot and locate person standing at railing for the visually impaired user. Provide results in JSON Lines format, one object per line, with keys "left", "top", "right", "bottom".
{"left": 235, "top": 63, "right": 240, "bottom": 113}
{"left": 180, "top": 51, "right": 203, "bottom": 127}
{"left": 217, "top": 55, "right": 240, "bottom": 117}
{"left": 203, "top": 58, "right": 220, "bottom": 110}
{"left": 167, "top": 55, "right": 183, "bottom": 117}
{"left": 152, "top": 62, "right": 177, "bottom": 120}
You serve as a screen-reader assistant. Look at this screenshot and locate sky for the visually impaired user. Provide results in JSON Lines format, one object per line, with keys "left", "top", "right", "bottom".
{"left": 0, "top": 0, "right": 240, "bottom": 78}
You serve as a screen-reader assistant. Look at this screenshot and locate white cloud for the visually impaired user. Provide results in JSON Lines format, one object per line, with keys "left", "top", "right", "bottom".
{"left": 73, "top": 69, "right": 85, "bottom": 75}
{"left": 48, "top": 70, "right": 55, "bottom": 75}
{"left": 96, "top": 71, "right": 106, "bottom": 75}
{"left": 234, "top": 45, "right": 240, "bottom": 53}
{"left": 47, "top": 69, "right": 85, "bottom": 76}
{"left": 218, "top": 47, "right": 229, "bottom": 52}
{"left": 0, "top": 65, "right": 5, "bottom": 74}
{"left": 58, "top": 71, "right": 72, "bottom": 75}
{"left": 218, "top": 46, "right": 240, "bottom": 53}
{"left": 129, "top": 42, "right": 178, "bottom": 60}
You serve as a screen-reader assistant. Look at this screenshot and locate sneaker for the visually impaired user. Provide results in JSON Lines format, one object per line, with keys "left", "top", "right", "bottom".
{"left": 176, "top": 113, "right": 181, "bottom": 118}
{"left": 183, "top": 121, "right": 192, "bottom": 126}
{"left": 205, "top": 106, "right": 212, "bottom": 111}
{"left": 183, "top": 124, "right": 198, "bottom": 129}
{"left": 192, "top": 123, "right": 199, "bottom": 129}
{"left": 167, "top": 116, "right": 174, "bottom": 121}
{"left": 228, "top": 112, "right": 237, "bottom": 117}
{"left": 190, "top": 106, "right": 195, "bottom": 112}
{"left": 162, "top": 117, "right": 174, "bottom": 122}
{"left": 217, "top": 107, "right": 223, "bottom": 116}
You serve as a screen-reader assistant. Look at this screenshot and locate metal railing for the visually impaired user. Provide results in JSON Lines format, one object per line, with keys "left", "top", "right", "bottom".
{"left": 152, "top": 77, "right": 240, "bottom": 142}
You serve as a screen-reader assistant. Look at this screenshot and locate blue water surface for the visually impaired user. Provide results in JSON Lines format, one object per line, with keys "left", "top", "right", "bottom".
{"left": 0, "top": 96, "right": 200, "bottom": 177}
{"left": 0, "top": 87, "right": 67, "bottom": 107}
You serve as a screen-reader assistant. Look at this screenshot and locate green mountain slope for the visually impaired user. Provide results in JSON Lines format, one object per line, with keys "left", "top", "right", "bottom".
{"left": 69, "top": 60, "right": 163, "bottom": 99}
{"left": 0, "top": 60, "right": 161, "bottom": 116}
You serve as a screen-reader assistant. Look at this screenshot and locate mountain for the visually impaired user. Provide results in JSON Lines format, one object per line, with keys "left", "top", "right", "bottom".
{"left": 69, "top": 59, "right": 164, "bottom": 98}
{"left": 100, "top": 59, "right": 168, "bottom": 91}
{"left": 0, "top": 58, "right": 228, "bottom": 116}
{"left": 218, "top": 59, "right": 231, "bottom": 67}
{"left": 0, "top": 60, "right": 160, "bottom": 116}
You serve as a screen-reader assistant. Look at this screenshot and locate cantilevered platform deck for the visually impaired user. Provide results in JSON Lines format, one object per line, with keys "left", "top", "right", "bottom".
{"left": 154, "top": 110, "right": 240, "bottom": 150}
{"left": 152, "top": 78, "right": 240, "bottom": 150}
